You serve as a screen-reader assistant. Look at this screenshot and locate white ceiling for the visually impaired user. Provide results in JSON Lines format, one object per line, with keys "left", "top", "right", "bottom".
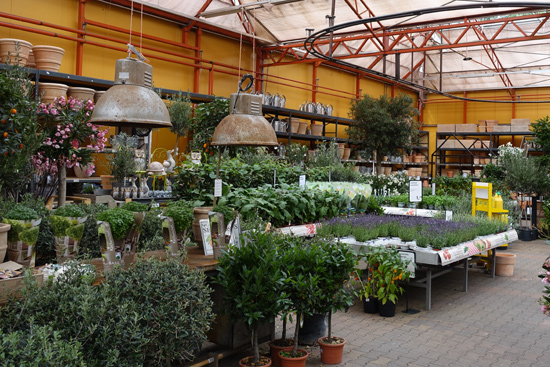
{"left": 139, "top": 0, "right": 550, "bottom": 93}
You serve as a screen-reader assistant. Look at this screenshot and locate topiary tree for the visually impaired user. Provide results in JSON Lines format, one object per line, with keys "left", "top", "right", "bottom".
{"left": 167, "top": 91, "right": 193, "bottom": 155}
{"left": 531, "top": 115, "right": 550, "bottom": 168}
{"left": 347, "top": 94, "right": 419, "bottom": 174}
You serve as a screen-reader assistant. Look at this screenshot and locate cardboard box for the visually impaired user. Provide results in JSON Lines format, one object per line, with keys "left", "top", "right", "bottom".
{"left": 455, "top": 124, "right": 478, "bottom": 132}
{"left": 511, "top": 118, "right": 530, "bottom": 125}
{"left": 478, "top": 120, "right": 487, "bottom": 126}
{"left": 493, "top": 125, "right": 511, "bottom": 132}
{"left": 437, "top": 139, "right": 455, "bottom": 149}
{"left": 0, "top": 262, "right": 44, "bottom": 304}
{"left": 478, "top": 125, "right": 487, "bottom": 133}
{"left": 486, "top": 120, "right": 499, "bottom": 126}
{"left": 437, "top": 124, "right": 456, "bottom": 132}
{"left": 511, "top": 124, "right": 531, "bottom": 132}
{"left": 457, "top": 139, "right": 475, "bottom": 149}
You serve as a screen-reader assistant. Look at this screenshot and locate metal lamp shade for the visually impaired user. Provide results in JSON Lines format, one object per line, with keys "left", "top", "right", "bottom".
{"left": 211, "top": 93, "right": 278, "bottom": 147}
{"left": 90, "top": 57, "right": 171, "bottom": 128}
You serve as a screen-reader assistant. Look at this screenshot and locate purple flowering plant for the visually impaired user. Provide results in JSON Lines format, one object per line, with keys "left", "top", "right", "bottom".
{"left": 33, "top": 96, "right": 108, "bottom": 176}
{"left": 539, "top": 257, "right": 550, "bottom": 317}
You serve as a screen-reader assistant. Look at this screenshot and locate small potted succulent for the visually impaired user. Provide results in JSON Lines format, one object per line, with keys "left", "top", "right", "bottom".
{"left": 51, "top": 204, "right": 87, "bottom": 263}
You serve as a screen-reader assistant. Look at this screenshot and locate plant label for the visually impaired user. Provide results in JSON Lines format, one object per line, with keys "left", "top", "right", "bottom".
{"left": 299, "top": 175, "right": 306, "bottom": 189}
{"left": 398, "top": 250, "right": 415, "bottom": 278}
{"left": 432, "top": 183, "right": 436, "bottom": 196}
{"left": 200, "top": 219, "right": 214, "bottom": 256}
{"left": 409, "top": 180, "right": 422, "bottom": 202}
{"left": 446, "top": 210, "right": 453, "bottom": 221}
{"left": 273, "top": 168, "right": 277, "bottom": 187}
{"left": 214, "top": 179, "right": 222, "bottom": 197}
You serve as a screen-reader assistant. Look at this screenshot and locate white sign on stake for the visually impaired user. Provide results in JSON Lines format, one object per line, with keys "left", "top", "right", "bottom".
{"left": 432, "top": 183, "right": 436, "bottom": 196}
{"left": 409, "top": 180, "right": 423, "bottom": 203}
{"left": 214, "top": 179, "right": 222, "bottom": 197}
{"left": 299, "top": 175, "right": 306, "bottom": 189}
{"left": 446, "top": 210, "right": 453, "bottom": 221}
{"left": 200, "top": 219, "right": 214, "bottom": 256}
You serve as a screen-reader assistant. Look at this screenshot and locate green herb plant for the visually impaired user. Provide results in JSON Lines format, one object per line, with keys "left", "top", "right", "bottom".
{"left": 96, "top": 207, "right": 135, "bottom": 240}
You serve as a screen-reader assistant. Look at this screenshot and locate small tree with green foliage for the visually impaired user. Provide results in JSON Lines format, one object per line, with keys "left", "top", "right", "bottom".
{"left": 167, "top": 91, "right": 193, "bottom": 154}
{"left": 531, "top": 115, "right": 550, "bottom": 168}
{"left": 347, "top": 94, "right": 419, "bottom": 174}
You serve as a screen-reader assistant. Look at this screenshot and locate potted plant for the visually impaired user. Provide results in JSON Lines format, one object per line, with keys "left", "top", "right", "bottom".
{"left": 96, "top": 207, "right": 135, "bottom": 270}
{"left": 164, "top": 200, "right": 194, "bottom": 254}
{"left": 2, "top": 204, "right": 41, "bottom": 266}
{"left": 167, "top": 90, "right": 193, "bottom": 157}
{"left": 316, "top": 240, "right": 357, "bottom": 365}
{"left": 107, "top": 133, "right": 138, "bottom": 199}
{"left": 370, "top": 246, "right": 411, "bottom": 317}
{"left": 279, "top": 238, "right": 322, "bottom": 367}
{"left": 210, "top": 204, "right": 236, "bottom": 259}
{"left": 51, "top": 203, "right": 87, "bottom": 263}
{"left": 216, "top": 231, "right": 289, "bottom": 367}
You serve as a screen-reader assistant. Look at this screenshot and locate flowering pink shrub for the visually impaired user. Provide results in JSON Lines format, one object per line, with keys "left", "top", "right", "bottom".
{"left": 539, "top": 257, "right": 550, "bottom": 316}
{"left": 33, "top": 96, "right": 108, "bottom": 175}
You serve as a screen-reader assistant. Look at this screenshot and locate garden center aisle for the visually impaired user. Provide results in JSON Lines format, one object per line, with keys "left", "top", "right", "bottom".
{"left": 217, "top": 239, "right": 550, "bottom": 367}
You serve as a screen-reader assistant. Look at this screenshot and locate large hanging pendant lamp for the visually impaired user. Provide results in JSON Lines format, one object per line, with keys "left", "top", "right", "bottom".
{"left": 211, "top": 74, "right": 277, "bottom": 147}
{"left": 90, "top": 53, "right": 171, "bottom": 129}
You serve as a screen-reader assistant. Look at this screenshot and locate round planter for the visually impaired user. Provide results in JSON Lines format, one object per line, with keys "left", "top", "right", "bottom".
{"left": 269, "top": 339, "right": 294, "bottom": 367}
{"left": 26, "top": 49, "right": 36, "bottom": 68}
{"left": 378, "top": 300, "right": 396, "bottom": 317}
{"left": 32, "top": 45, "right": 65, "bottom": 71}
{"left": 297, "top": 121, "right": 307, "bottom": 135}
{"left": 192, "top": 206, "right": 213, "bottom": 245}
{"left": 298, "top": 313, "right": 326, "bottom": 345}
{"left": 362, "top": 296, "right": 379, "bottom": 314}
{"left": 318, "top": 337, "right": 346, "bottom": 365}
{"left": 38, "top": 82, "right": 69, "bottom": 104}
{"left": 0, "top": 223, "right": 11, "bottom": 263}
{"left": 495, "top": 253, "right": 516, "bottom": 277}
{"left": 68, "top": 86, "right": 96, "bottom": 102}
{"left": 94, "top": 90, "right": 106, "bottom": 103}
{"left": 310, "top": 124, "right": 323, "bottom": 136}
{"left": 338, "top": 147, "right": 345, "bottom": 159}
{"left": 279, "top": 349, "right": 308, "bottom": 367}
{"left": 0, "top": 38, "right": 32, "bottom": 66}
{"left": 239, "top": 356, "right": 272, "bottom": 367}
{"left": 74, "top": 163, "right": 94, "bottom": 178}
{"left": 342, "top": 148, "right": 351, "bottom": 160}
{"left": 290, "top": 118, "right": 300, "bottom": 133}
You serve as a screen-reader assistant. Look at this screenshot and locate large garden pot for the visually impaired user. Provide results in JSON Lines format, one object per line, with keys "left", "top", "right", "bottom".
{"left": 0, "top": 38, "right": 32, "bottom": 65}
{"left": 239, "top": 356, "right": 272, "bottom": 367}
{"left": 68, "top": 86, "right": 95, "bottom": 102}
{"left": 310, "top": 124, "right": 323, "bottom": 136}
{"left": 518, "top": 228, "right": 538, "bottom": 241}
{"left": 192, "top": 206, "right": 213, "bottom": 245}
{"left": 279, "top": 349, "right": 308, "bottom": 367}
{"left": 32, "top": 45, "right": 65, "bottom": 71}
{"left": 378, "top": 300, "right": 396, "bottom": 317}
{"left": 298, "top": 313, "right": 326, "bottom": 345}
{"left": 495, "top": 253, "right": 516, "bottom": 277}
{"left": 362, "top": 296, "right": 379, "bottom": 314}
{"left": 318, "top": 337, "right": 346, "bottom": 364}
{"left": 269, "top": 339, "right": 294, "bottom": 367}
{"left": 0, "top": 223, "right": 11, "bottom": 263}
{"left": 38, "top": 82, "right": 68, "bottom": 104}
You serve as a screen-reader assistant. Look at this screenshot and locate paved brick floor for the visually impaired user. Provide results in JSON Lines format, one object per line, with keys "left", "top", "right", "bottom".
{"left": 217, "top": 239, "right": 550, "bottom": 366}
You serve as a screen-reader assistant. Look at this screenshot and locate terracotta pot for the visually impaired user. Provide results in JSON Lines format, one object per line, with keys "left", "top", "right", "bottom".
{"left": 192, "top": 206, "right": 213, "bottom": 245}
{"left": 290, "top": 119, "right": 299, "bottom": 133}
{"left": 239, "top": 356, "right": 272, "bottom": 367}
{"left": 32, "top": 45, "right": 65, "bottom": 71}
{"left": 74, "top": 163, "right": 94, "bottom": 178}
{"left": 310, "top": 124, "right": 323, "bottom": 136}
{"left": 38, "top": 82, "right": 69, "bottom": 104}
{"left": 342, "top": 148, "right": 351, "bottom": 160}
{"left": 68, "top": 87, "right": 95, "bottom": 102}
{"left": 26, "top": 49, "right": 36, "bottom": 68}
{"left": 94, "top": 90, "right": 106, "bottom": 103}
{"left": 0, "top": 38, "right": 32, "bottom": 66}
{"left": 0, "top": 223, "right": 11, "bottom": 263}
{"left": 318, "top": 337, "right": 346, "bottom": 364}
{"left": 495, "top": 253, "right": 516, "bottom": 276}
{"left": 338, "top": 147, "right": 344, "bottom": 159}
{"left": 297, "top": 122, "right": 307, "bottom": 135}
{"left": 100, "top": 175, "right": 114, "bottom": 190}
{"left": 269, "top": 339, "right": 294, "bottom": 367}
{"left": 279, "top": 349, "right": 308, "bottom": 367}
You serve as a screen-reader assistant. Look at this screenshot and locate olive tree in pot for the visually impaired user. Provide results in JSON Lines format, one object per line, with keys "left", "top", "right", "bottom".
{"left": 347, "top": 94, "right": 419, "bottom": 175}
{"left": 216, "top": 231, "right": 289, "bottom": 367}
{"left": 316, "top": 240, "right": 358, "bottom": 364}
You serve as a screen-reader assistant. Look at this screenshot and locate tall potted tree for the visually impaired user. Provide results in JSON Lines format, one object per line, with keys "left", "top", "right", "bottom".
{"left": 347, "top": 94, "right": 419, "bottom": 175}
{"left": 316, "top": 240, "right": 358, "bottom": 364}
{"left": 167, "top": 90, "right": 193, "bottom": 156}
{"left": 216, "top": 231, "right": 289, "bottom": 367}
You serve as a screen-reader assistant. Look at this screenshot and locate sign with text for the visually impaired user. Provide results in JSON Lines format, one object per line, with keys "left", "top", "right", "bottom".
{"left": 409, "top": 180, "right": 423, "bottom": 203}
{"left": 214, "top": 179, "right": 222, "bottom": 197}
{"left": 398, "top": 250, "right": 416, "bottom": 278}
{"left": 199, "top": 219, "right": 214, "bottom": 256}
{"left": 299, "top": 175, "right": 306, "bottom": 189}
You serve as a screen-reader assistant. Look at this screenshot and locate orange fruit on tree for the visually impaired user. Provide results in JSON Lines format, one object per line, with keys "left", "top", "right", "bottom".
{"left": 10, "top": 108, "right": 16, "bottom": 114}
{"left": 3, "top": 132, "right": 7, "bottom": 138}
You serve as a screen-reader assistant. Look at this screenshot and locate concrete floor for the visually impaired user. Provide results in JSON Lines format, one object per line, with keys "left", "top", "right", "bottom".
{"left": 216, "top": 239, "right": 550, "bottom": 366}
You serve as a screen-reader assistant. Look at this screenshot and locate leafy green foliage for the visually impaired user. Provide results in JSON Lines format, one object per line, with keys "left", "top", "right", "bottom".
{"left": 189, "top": 98, "right": 229, "bottom": 152}
{"left": 96, "top": 207, "right": 135, "bottom": 240}
{"left": 66, "top": 224, "right": 85, "bottom": 241}
{"left": 307, "top": 141, "right": 339, "bottom": 169}
{"left": 78, "top": 204, "right": 107, "bottom": 259}
{"left": 3, "top": 205, "right": 38, "bottom": 221}
{"left": 364, "top": 246, "right": 411, "bottom": 305}
{"left": 212, "top": 204, "right": 235, "bottom": 224}
{"left": 531, "top": 115, "right": 550, "bottom": 168}
{"left": 432, "top": 175, "right": 472, "bottom": 196}
{"left": 107, "top": 133, "right": 137, "bottom": 181}
{"left": 502, "top": 154, "right": 550, "bottom": 195}
{"left": 164, "top": 200, "right": 194, "bottom": 234}
{"left": 54, "top": 204, "right": 86, "bottom": 218}
{"left": 121, "top": 201, "right": 149, "bottom": 212}
{"left": 286, "top": 143, "right": 308, "bottom": 166}
{"left": 167, "top": 91, "right": 193, "bottom": 147}
{"left": 136, "top": 206, "right": 165, "bottom": 252}
{"left": 0, "top": 258, "right": 214, "bottom": 366}
{"left": 50, "top": 215, "right": 73, "bottom": 238}
{"left": 17, "top": 226, "right": 39, "bottom": 246}
{"left": 216, "top": 232, "right": 289, "bottom": 363}
{"left": 347, "top": 94, "right": 419, "bottom": 174}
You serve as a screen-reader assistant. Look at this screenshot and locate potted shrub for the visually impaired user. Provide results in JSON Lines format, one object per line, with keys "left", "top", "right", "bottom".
{"left": 316, "top": 240, "right": 358, "bottom": 365}
{"left": 107, "top": 133, "right": 138, "bottom": 199}
{"left": 163, "top": 200, "right": 194, "bottom": 255}
{"left": 370, "top": 246, "right": 411, "bottom": 317}
{"left": 216, "top": 231, "right": 289, "bottom": 367}
{"left": 51, "top": 204, "right": 87, "bottom": 263}
{"left": 167, "top": 90, "right": 193, "bottom": 156}
{"left": 2, "top": 204, "right": 41, "bottom": 266}
{"left": 96, "top": 207, "right": 135, "bottom": 270}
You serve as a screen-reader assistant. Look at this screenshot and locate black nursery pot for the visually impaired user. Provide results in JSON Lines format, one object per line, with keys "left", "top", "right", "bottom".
{"left": 362, "top": 296, "right": 379, "bottom": 314}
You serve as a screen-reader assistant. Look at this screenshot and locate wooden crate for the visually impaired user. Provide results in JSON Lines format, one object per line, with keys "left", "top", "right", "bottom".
{"left": 437, "top": 139, "right": 455, "bottom": 149}
{"left": 493, "top": 125, "right": 511, "bottom": 132}
{"left": 437, "top": 124, "right": 456, "bottom": 132}
{"left": 511, "top": 118, "right": 530, "bottom": 125}
{"left": 0, "top": 270, "right": 43, "bottom": 304}
{"left": 511, "top": 124, "right": 531, "bottom": 132}
{"left": 455, "top": 124, "right": 478, "bottom": 132}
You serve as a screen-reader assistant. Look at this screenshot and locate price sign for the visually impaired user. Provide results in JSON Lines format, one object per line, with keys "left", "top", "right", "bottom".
{"left": 214, "top": 179, "right": 222, "bottom": 197}
{"left": 200, "top": 219, "right": 214, "bottom": 256}
{"left": 398, "top": 250, "right": 416, "bottom": 279}
{"left": 446, "top": 210, "right": 453, "bottom": 221}
{"left": 299, "top": 175, "right": 306, "bottom": 189}
{"left": 409, "top": 180, "right": 422, "bottom": 203}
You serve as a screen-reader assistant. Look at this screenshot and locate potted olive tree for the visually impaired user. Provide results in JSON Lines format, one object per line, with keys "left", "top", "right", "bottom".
{"left": 316, "top": 240, "right": 358, "bottom": 364}
{"left": 107, "top": 133, "right": 138, "bottom": 199}
{"left": 216, "top": 231, "right": 289, "bottom": 367}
